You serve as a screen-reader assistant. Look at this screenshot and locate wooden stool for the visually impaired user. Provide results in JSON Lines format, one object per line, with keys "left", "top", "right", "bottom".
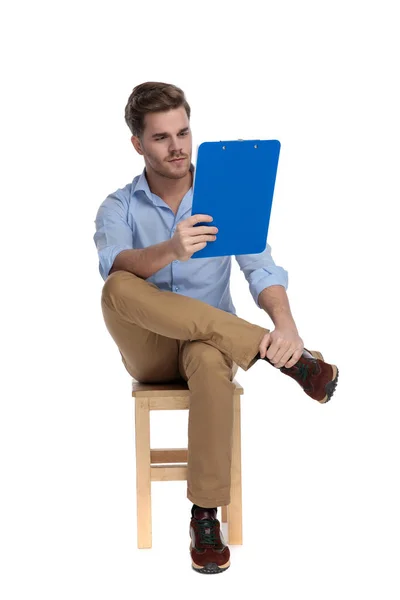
{"left": 132, "top": 378, "right": 244, "bottom": 549}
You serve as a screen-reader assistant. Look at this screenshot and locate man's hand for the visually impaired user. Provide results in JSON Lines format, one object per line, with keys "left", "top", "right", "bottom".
{"left": 259, "top": 327, "right": 304, "bottom": 369}
{"left": 170, "top": 214, "right": 218, "bottom": 261}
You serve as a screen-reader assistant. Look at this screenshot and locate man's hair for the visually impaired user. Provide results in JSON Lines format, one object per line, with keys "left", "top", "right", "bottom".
{"left": 124, "top": 81, "right": 191, "bottom": 139}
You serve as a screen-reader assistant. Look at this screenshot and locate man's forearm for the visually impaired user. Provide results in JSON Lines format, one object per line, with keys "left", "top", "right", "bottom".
{"left": 258, "top": 285, "right": 298, "bottom": 330}
{"left": 109, "top": 240, "right": 177, "bottom": 279}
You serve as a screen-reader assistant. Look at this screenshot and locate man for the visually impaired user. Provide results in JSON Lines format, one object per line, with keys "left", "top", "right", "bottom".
{"left": 93, "top": 81, "right": 339, "bottom": 574}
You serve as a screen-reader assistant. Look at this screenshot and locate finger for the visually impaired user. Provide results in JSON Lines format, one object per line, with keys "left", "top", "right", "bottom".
{"left": 271, "top": 353, "right": 286, "bottom": 367}
{"left": 188, "top": 235, "right": 216, "bottom": 246}
{"left": 266, "top": 341, "right": 280, "bottom": 362}
{"left": 258, "top": 333, "right": 270, "bottom": 358}
{"left": 191, "top": 241, "right": 208, "bottom": 253}
{"left": 275, "top": 348, "right": 296, "bottom": 368}
{"left": 188, "top": 226, "right": 218, "bottom": 237}
{"left": 188, "top": 214, "right": 213, "bottom": 226}
{"left": 283, "top": 350, "right": 303, "bottom": 369}
{"left": 267, "top": 341, "right": 293, "bottom": 366}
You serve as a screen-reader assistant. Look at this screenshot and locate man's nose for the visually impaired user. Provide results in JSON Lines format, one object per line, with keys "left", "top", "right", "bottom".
{"left": 169, "top": 137, "right": 183, "bottom": 153}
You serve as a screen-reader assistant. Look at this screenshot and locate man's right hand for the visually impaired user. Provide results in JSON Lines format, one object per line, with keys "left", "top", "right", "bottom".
{"left": 170, "top": 214, "right": 218, "bottom": 261}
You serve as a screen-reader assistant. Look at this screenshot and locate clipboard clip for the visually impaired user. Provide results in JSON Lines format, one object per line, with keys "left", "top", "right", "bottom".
{"left": 219, "top": 139, "right": 258, "bottom": 149}
{"left": 220, "top": 140, "right": 246, "bottom": 150}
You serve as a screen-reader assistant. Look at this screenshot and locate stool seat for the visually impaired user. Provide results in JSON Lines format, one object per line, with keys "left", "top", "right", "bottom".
{"left": 132, "top": 378, "right": 244, "bottom": 549}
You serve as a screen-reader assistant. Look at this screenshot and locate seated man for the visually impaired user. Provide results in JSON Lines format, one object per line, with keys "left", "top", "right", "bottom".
{"left": 93, "top": 80, "right": 339, "bottom": 575}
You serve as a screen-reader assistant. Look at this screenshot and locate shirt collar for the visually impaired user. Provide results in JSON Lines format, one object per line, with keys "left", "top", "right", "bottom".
{"left": 134, "top": 162, "right": 195, "bottom": 205}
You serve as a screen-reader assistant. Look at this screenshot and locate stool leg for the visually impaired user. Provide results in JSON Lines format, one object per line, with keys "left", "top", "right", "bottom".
{"left": 228, "top": 394, "right": 243, "bottom": 544}
{"left": 135, "top": 396, "right": 152, "bottom": 548}
{"left": 221, "top": 505, "right": 228, "bottom": 522}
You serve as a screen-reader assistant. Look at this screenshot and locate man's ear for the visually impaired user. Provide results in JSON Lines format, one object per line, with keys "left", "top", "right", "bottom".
{"left": 131, "top": 135, "right": 144, "bottom": 156}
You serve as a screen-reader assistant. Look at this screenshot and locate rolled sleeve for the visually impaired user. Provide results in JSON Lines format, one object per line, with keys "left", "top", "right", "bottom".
{"left": 93, "top": 192, "right": 134, "bottom": 280}
{"left": 235, "top": 242, "right": 289, "bottom": 308}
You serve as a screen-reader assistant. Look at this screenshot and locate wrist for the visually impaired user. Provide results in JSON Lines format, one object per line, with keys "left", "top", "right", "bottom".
{"left": 272, "top": 311, "right": 298, "bottom": 330}
{"left": 166, "top": 238, "right": 178, "bottom": 261}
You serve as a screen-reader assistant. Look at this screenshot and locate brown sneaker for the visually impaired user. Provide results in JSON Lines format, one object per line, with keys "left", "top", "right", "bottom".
{"left": 279, "top": 348, "right": 339, "bottom": 403}
{"left": 189, "top": 507, "right": 230, "bottom": 574}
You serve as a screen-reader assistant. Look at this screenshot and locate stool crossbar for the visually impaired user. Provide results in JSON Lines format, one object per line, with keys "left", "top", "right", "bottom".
{"left": 132, "top": 378, "right": 244, "bottom": 549}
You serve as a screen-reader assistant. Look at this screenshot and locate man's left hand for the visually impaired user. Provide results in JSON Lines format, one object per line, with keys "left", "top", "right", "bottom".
{"left": 259, "top": 327, "right": 304, "bottom": 369}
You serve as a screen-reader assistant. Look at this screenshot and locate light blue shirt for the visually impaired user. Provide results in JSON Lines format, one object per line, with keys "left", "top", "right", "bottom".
{"left": 93, "top": 163, "right": 288, "bottom": 315}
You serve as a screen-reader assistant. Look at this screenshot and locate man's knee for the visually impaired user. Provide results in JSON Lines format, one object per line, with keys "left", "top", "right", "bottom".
{"left": 184, "top": 341, "right": 232, "bottom": 373}
{"left": 101, "top": 270, "right": 137, "bottom": 304}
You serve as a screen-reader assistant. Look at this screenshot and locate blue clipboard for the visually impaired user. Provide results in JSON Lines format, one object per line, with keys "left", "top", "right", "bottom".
{"left": 191, "top": 139, "right": 280, "bottom": 258}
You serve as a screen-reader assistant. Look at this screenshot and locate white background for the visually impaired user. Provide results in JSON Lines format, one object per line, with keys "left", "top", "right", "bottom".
{"left": 1, "top": 0, "right": 399, "bottom": 598}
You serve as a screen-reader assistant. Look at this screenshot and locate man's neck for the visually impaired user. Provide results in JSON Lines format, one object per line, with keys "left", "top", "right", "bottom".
{"left": 145, "top": 166, "right": 193, "bottom": 205}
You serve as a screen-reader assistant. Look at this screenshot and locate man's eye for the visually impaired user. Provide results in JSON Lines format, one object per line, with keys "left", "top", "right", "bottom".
{"left": 155, "top": 132, "right": 188, "bottom": 141}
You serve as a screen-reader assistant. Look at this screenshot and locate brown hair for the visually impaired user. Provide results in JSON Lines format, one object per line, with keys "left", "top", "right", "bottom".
{"left": 124, "top": 81, "right": 191, "bottom": 139}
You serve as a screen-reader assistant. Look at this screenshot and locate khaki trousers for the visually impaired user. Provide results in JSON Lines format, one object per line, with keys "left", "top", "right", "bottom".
{"left": 101, "top": 270, "right": 269, "bottom": 507}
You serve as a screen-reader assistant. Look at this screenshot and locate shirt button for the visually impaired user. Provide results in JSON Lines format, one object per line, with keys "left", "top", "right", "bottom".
{"left": 174, "top": 286, "right": 179, "bottom": 291}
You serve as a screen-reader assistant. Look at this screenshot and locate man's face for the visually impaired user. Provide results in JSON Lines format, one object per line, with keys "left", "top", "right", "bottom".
{"left": 132, "top": 106, "right": 192, "bottom": 180}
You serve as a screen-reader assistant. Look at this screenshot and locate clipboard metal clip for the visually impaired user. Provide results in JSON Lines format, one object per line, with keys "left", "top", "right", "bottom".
{"left": 219, "top": 139, "right": 259, "bottom": 149}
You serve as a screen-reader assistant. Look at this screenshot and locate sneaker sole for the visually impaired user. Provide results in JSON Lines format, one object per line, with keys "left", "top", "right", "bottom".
{"left": 309, "top": 351, "right": 339, "bottom": 403}
{"left": 190, "top": 543, "right": 230, "bottom": 574}
{"left": 319, "top": 364, "right": 339, "bottom": 403}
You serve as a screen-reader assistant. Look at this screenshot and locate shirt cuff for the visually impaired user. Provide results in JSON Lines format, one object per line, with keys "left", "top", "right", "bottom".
{"left": 99, "top": 245, "right": 133, "bottom": 281}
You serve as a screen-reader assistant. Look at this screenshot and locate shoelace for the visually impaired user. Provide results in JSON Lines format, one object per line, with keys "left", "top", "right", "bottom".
{"left": 298, "top": 362, "right": 310, "bottom": 381}
{"left": 285, "top": 360, "right": 319, "bottom": 380}
{"left": 197, "top": 519, "right": 219, "bottom": 546}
